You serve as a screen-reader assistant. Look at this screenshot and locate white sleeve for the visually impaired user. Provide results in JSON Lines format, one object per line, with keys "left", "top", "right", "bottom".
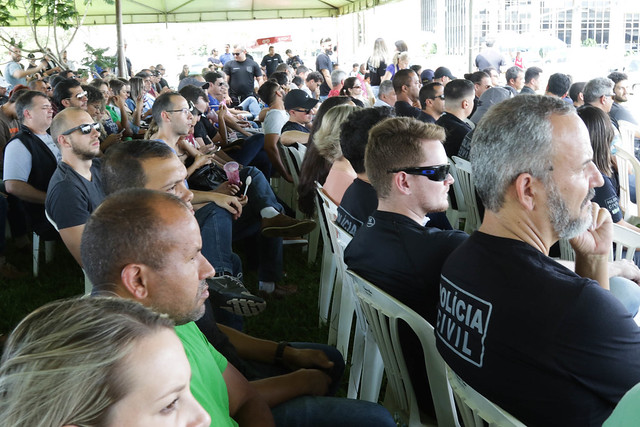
{"left": 3, "top": 139, "right": 32, "bottom": 182}
{"left": 262, "top": 110, "right": 288, "bottom": 135}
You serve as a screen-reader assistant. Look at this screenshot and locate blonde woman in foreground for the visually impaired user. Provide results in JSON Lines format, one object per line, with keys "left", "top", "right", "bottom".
{"left": 0, "top": 297, "right": 210, "bottom": 427}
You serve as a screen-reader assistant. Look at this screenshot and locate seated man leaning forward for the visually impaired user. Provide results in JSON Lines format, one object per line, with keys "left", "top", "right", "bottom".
{"left": 81, "top": 189, "right": 273, "bottom": 426}
{"left": 436, "top": 95, "right": 640, "bottom": 426}
{"left": 344, "top": 116, "right": 467, "bottom": 418}
{"left": 81, "top": 189, "right": 396, "bottom": 427}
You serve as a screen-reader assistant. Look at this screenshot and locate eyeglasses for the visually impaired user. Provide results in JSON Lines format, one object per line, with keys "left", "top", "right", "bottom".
{"left": 167, "top": 101, "right": 195, "bottom": 116}
{"left": 292, "top": 108, "right": 311, "bottom": 114}
{"left": 61, "top": 122, "right": 100, "bottom": 136}
{"left": 430, "top": 94, "right": 445, "bottom": 100}
{"left": 387, "top": 164, "right": 451, "bottom": 181}
{"left": 67, "top": 90, "right": 88, "bottom": 100}
{"left": 232, "top": 52, "right": 242, "bottom": 56}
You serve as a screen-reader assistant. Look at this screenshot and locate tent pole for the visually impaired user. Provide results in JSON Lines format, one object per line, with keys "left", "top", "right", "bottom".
{"left": 116, "top": 0, "right": 127, "bottom": 78}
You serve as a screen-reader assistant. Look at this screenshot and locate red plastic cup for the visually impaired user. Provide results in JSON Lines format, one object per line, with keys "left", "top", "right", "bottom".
{"left": 223, "top": 161, "right": 241, "bottom": 186}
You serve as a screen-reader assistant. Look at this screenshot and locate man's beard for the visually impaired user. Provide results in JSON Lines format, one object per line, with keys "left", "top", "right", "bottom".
{"left": 547, "top": 180, "right": 595, "bottom": 239}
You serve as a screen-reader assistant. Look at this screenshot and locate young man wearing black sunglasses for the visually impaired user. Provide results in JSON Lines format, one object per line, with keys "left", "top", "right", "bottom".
{"left": 45, "top": 107, "right": 104, "bottom": 265}
{"left": 344, "top": 116, "right": 467, "bottom": 418}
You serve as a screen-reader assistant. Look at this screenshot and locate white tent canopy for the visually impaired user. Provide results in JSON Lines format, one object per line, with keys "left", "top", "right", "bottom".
{"left": 5, "top": 0, "right": 386, "bottom": 26}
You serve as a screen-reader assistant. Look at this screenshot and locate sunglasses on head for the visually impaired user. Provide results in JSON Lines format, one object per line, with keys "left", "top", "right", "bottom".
{"left": 387, "top": 164, "right": 450, "bottom": 181}
{"left": 61, "top": 122, "right": 100, "bottom": 136}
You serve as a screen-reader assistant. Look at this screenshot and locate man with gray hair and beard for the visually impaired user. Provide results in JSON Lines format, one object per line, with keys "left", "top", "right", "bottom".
{"left": 436, "top": 95, "right": 640, "bottom": 426}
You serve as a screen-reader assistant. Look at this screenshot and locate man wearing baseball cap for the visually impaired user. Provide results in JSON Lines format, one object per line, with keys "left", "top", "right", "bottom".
{"left": 281, "top": 89, "right": 318, "bottom": 145}
{"left": 433, "top": 66, "right": 456, "bottom": 86}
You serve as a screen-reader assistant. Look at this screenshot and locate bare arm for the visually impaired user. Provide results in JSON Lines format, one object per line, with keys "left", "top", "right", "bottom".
{"left": 264, "top": 133, "right": 292, "bottom": 182}
{"left": 280, "top": 130, "right": 309, "bottom": 145}
{"left": 11, "top": 62, "right": 45, "bottom": 79}
{"left": 222, "top": 363, "right": 274, "bottom": 426}
{"left": 321, "top": 69, "right": 332, "bottom": 89}
{"left": 59, "top": 224, "right": 84, "bottom": 266}
{"left": 5, "top": 180, "right": 46, "bottom": 204}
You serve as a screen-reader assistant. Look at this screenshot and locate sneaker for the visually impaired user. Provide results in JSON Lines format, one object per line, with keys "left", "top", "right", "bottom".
{"left": 261, "top": 214, "right": 316, "bottom": 238}
{"left": 206, "top": 275, "right": 266, "bottom": 317}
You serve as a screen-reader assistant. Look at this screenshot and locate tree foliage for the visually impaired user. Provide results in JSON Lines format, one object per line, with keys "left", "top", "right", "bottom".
{"left": 1, "top": 0, "right": 113, "bottom": 66}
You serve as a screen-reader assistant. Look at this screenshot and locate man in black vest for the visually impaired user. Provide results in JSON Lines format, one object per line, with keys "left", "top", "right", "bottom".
{"left": 3, "top": 90, "right": 60, "bottom": 239}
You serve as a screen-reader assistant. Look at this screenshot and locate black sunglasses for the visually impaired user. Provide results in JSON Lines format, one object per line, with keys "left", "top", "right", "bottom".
{"left": 431, "top": 94, "right": 445, "bottom": 100}
{"left": 292, "top": 108, "right": 311, "bottom": 114}
{"left": 61, "top": 122, "right": 100, "bottom": 136}
{"left": 232, "top": 52, "right": 242, "bottom": 56}
{"left": 387, "top": 164, "right": 450, "bottom": 181}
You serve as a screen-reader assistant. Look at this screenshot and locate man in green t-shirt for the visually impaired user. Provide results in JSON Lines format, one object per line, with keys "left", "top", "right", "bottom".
{"left": 82, "top": 189, "right": 274, "bottom": 426}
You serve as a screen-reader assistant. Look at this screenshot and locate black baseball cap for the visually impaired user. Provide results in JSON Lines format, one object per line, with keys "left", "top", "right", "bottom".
{"left": 284, "top": 89, "right": 319, "bottom": 110}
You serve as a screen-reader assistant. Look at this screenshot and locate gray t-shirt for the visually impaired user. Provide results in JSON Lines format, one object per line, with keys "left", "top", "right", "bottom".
{"left": 3, "top": 134, "right": 61, "bottom": 182}
{"left": 262, "top": 109, "right": 289, "bottom": 135}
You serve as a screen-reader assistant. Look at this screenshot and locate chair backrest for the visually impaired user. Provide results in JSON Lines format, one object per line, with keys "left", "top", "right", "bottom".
{"left": 559, "top": 223, "right": 639, "bottom": 263}
{"left": 315, "top": 182, "right": 338, "bottom": 252}
{"left": 617, "top": 120, "right": 637, "bottom": 155}
{"left": 452, "top": 156, "right": 481, "bottom": 233}
{"left": 448, "top": 157, "right": 468, "bottom": 209}
{"left": 446, "top": 366, "right": 526, "bottom": 427}
{"left": 348, "top": 270, "right": 459, "bottom": 427}
{"left": 612, "top": 222, "right": 640, "bottom": 261}
{"left": 280, "top": 142, "right": 307, "bottom": 187}
{"left": 614, "top": 147, "right": 640, "bottom": 219}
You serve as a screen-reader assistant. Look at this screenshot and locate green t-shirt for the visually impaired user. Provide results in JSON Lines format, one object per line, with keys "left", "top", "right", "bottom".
{"left": 175, "top": 322, "right": 238, "bottom": 426}
{"left": 603, "top": 382, "right": 640, "bottom": 427}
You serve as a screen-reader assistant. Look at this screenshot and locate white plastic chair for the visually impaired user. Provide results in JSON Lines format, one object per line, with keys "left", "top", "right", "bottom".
{"left": 617, "top": 120, "right": 637, "bottom": 155}
{"left": 446, "top": 365, "right": 526, "bottom": 427}
{"left": 452, "top": 156, "right": 481, "bottom": 233}
{"left": 278, "top": 142, "right": 320, "bottom": 264}
{"left": 615, "top": 147, "right": 640, "bottom": 220}
{"left": 348, "top": 270, "right": 459, "bottom": 426}
{"left": 315, "top": 183, "right": 338, "bottom": 327}
{"left": 447, "top": 157, "right": 468, "bottom": 230}
{"left": 331, "top": 223, "right": 384, "bottom": 402}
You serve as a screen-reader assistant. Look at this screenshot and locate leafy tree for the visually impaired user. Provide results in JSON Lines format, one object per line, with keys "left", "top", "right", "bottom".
{"left": 0, "top": 0, "right": 113, "bottom": 67}
{"left": 81, "top": 43, "right": 118, "bottom": 76}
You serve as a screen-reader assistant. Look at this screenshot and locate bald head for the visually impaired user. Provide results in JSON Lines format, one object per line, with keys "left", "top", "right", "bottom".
{"left": 50, "top": 107, "right": 91, "bottom": 143}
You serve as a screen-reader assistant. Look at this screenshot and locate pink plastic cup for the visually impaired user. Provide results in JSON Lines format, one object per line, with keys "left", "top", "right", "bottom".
{"left": 223, "top": 161, "right": 241, "bottom": 186}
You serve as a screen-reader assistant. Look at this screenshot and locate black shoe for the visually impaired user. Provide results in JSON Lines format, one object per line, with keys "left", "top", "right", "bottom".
{"left": 206, "top": 275, "right": 266, "bottom": 317}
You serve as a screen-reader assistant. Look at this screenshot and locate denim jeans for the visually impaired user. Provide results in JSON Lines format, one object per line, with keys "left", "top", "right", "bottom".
{"left": 610, "top": 276, "right": 640, "bottom": 317}
{"left": 227, "top": 133, "right": 273, "bottom": 179}
{"left": 238, "top": 96, "right": 261, "bottom": 117}
{"left": 195, "top": 166, "right": 284, "bottom": 282}
{"left": 272, "top": 395, "right": 396, "bottom": 427}
{"left": 234, "top": 167, "right": 283, "bottom": 282}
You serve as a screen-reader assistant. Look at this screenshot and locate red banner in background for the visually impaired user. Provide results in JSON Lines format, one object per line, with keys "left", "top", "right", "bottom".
{"left": 256, "top": 35, "right": 292, "bottom": 46}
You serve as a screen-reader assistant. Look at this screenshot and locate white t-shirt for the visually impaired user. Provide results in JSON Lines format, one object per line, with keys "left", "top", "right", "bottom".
{"left": 3, "top": 133, "right": 61, "bottom": 182}
{"left": 262, "top": 109, "right": 289, "bottom": 135}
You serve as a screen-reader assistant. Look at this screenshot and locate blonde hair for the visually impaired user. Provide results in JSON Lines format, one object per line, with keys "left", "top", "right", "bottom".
{"left": 0, "top": 297, "right": 174, "bottom": 427}
{"left": 314, "top": 104, "right": 360, "bottom": 163}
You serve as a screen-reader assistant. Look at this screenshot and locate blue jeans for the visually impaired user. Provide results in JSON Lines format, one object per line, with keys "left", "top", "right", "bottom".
{"left": 234, "top": 167, "right": 283, "bottom": 282}
{"left": 238, "top": 96, "right": 261, "bottom": 117}
{"left": 610, "top": 276, "right": 640, "bottom": 317}
{"left": 194, "top": 202, "right": 240, "bottom": 276}
{"left": 195, "top": 166, "right": 284, "bottom": 282}
{"left": 227, "top": 133, "right": 273, "bottom": 179}
{"left": 272, "top": 395, "right": 395, "bottom": 427}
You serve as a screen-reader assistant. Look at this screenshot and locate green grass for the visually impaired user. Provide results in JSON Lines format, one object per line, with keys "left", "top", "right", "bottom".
{"left": 1, "top": 238, "right": 329, "bottom": 352}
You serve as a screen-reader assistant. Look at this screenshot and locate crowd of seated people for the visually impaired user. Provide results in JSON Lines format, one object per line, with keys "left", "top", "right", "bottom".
{"left": 3, "top": 36, "right": 640, "bottom": 427}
